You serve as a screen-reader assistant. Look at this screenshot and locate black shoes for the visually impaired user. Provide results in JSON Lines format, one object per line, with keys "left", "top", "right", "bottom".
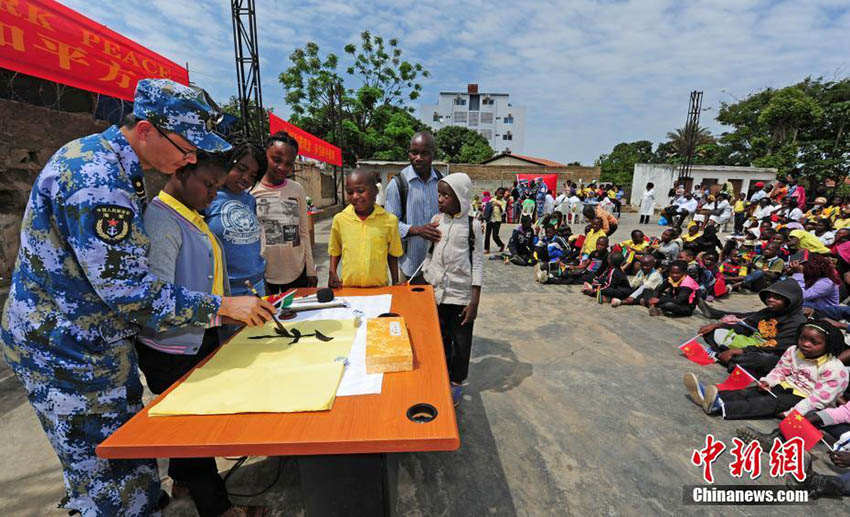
{"left": 736, "top": 425, "right": 782, "bottom": 450}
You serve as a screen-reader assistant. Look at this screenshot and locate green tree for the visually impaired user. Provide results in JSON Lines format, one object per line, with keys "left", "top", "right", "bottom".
{"left": 278, "top": 35, "right": 430, "bottom": 166}
{"left": 596, "top": 140, "right": 653, "bottom": 185}
{"left": 344, "top": 31, "right": 429, "bottom": 110}
{"left": 567, "top": 161, "right": 582, "bottom": 166}
{"left": 435, "top": 126, "right": 494, "bottom": 163}
{"left": 220, "top": 95, "right": 270, "bottom": 141}
{"left": 665, "top": 123, "right": 714, "bottom": 162}
{"left": 714, "top": 77, "right": 849, "bottom": 184}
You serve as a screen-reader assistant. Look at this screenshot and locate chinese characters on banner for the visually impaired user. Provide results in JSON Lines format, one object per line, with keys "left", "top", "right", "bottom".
{"left": 691, "top": 434, "right": 806, "bottom": 483}
{"left": 269, "top": 113, "right": 343, "bottom": 167}
{"left": 0, "top": 0, "right": 188, "bottom": 101}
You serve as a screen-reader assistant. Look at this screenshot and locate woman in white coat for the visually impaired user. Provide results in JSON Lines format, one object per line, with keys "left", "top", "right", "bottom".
{"left": 639, "top": 182, "right": 656, "bottom": 224}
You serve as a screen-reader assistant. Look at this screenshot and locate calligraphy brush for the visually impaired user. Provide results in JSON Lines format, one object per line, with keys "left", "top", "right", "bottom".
{"left": 244, "top": 280, "right": 292, "bottom": 337}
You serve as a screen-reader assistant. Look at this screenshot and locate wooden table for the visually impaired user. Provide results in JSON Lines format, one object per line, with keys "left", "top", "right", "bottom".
{"left": 97, "top": 285, "right": 459, "bottom": 459}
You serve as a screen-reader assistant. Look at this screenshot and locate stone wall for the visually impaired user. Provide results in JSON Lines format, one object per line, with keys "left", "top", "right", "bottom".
{"left": 0, "top": 99, "right": 108, "bottom": 287}
{"left": 447, "top": 163, "right": 601, "bottom": 195}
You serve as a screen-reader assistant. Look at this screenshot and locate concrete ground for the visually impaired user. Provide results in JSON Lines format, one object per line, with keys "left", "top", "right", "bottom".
{"left": 2, "top": 212, "right": 847, "bottom": 516}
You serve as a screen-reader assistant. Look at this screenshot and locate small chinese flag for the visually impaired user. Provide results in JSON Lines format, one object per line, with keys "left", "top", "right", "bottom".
{"left": 778, "top": 409, "right": 823, "bottom": 451}
{"left": 264, "top": 289, "right": 296, "bottom": 308}
{"left": 679, "top": 338, "right": 715, "bottom": 366}
{"left": 716, "top": 365, "right": 757, "bottom": 391}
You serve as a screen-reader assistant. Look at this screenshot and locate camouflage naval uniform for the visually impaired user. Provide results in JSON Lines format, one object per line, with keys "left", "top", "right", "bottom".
{"left": 1, "top": 79, "right": 230, "bottom": 516}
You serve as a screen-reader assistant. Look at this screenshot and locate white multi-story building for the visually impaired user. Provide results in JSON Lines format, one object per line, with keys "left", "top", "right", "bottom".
{"left": 420, "top": 84, "right": 526, "bottom": 153}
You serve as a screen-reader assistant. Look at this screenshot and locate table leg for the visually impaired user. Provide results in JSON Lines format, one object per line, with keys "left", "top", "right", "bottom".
{"left": 298, "top": 453, "right": 397, "bottom": 516}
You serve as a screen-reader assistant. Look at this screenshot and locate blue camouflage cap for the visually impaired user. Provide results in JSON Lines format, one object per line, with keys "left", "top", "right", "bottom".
{"left": 133, "top": 78, "right": 231, "bottom": 152}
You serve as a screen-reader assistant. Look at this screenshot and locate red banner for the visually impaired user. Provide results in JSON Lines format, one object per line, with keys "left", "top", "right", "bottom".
{"left": 0, "top": 0, "right": 188, "bottom": 101}
{"left": 269, "top": 113, "right": 343, "bottom": 167}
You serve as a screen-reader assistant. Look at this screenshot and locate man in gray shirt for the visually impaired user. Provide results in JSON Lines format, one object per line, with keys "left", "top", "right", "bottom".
{"left": 385, "top": 132, "right": 443, "bottom": 280}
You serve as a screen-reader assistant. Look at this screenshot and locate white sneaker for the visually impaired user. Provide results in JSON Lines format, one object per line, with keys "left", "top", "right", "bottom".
{"left": 611, "top": 298, "right": 622, "bottom": 307}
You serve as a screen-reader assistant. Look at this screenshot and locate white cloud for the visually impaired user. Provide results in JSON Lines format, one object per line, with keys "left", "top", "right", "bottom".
{"left": 55, "top": 0, "right": 848, "bottom": 165}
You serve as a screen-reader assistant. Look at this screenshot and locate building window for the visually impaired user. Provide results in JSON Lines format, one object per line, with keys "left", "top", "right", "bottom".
{"left": 432, "top": 112, "right": 440, "bottom": 122}
{"left": 479, "top": 129, "right": 492, "bottom": 140}
{"left": 482, "top": 97, "right": 494, "bottom": 105}
{"left": 504, "top": 114, "right": 514, "bottom": 124}
{"left": 469, "top": 112, "right": 479, "bottom": 127}
{"left": 480, "top": 112, "right": 493, "bottom": 124}
{"left": 453, "top": 96, "right": 466, "bottom": 106}
{"left": 453, "top": 111, "right": 467, "bottom": 123}
{"left": 503, "top": 131, "right": 513, "bottom": 141}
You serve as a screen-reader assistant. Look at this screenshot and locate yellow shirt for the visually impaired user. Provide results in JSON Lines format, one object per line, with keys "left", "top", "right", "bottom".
{"left": 824, "top": 206, "right": 840, "bottom": 220}
{"left": 620, "top": 239, "right": 650, "bottom": 252}
{"left": 681, "top": 231, "right": 702, "bottom": 243}
{"left": 733, "top": 200, "right": 746, "bottom": 213}
{"left": 328, "top": 204, "right": 403, "bottom": 287}
{"left": 158, "top": 191, "right": 225, "bottom": 296}
{"left": 835, "top": 218, "right": 850, "bottom": 230}
{"left": 581, "top": 228, "right": 606, "bottom": 255}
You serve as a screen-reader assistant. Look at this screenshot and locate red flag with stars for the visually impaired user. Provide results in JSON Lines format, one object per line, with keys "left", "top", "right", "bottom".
{"left": 778, "top": 409, "right": 823, "bottom": 451}
{"left": 716, "top": 365, "right": 757, "bottom": 391}
{"left": 679, "top": 338, "right": 715, "bottom": 366}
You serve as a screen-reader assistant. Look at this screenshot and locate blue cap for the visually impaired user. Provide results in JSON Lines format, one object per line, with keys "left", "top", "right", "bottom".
{"left": 133, "top": 78, "right": 231, "bottom": 152}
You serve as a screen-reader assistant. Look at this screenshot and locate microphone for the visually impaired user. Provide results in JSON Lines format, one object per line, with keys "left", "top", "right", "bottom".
{"left": 298, "top": 287, "right": 335, "bottom": 304}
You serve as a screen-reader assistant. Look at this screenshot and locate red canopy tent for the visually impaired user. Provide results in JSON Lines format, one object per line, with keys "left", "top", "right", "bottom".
{"left": 0, "top": 0, "right": 188, "bottom": 101}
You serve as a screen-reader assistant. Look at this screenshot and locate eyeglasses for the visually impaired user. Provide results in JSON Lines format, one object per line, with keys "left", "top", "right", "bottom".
{"left": 154, "top": 126, "right": 198, "bottom": 160}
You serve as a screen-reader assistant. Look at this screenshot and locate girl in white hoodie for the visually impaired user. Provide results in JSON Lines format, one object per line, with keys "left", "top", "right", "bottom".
{"left": 422, "top": 173, "right": 484, "bottom": 405}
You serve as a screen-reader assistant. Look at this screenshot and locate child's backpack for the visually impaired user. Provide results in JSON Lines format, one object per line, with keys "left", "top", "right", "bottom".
{"left": 482, "top": 200, "right": 494, "bottom": 221}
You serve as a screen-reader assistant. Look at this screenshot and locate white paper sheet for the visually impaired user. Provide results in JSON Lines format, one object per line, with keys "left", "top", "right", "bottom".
{"left": 285, "top": 294, "right": 392, "bottom": 396}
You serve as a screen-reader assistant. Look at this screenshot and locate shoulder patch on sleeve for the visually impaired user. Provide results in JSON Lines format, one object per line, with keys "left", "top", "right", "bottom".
{"left": 93, "top": 204, "right": 133, "bottom": 244}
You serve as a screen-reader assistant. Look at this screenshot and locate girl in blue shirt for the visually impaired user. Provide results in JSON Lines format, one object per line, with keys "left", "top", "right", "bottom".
{"left": 206, "top": 139, "right": 268, "bottom": 298}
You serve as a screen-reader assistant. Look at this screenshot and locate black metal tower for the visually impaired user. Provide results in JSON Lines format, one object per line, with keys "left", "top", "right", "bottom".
{"left": 677, "top": 90, "right": 703, "bottom": 182}
{"left": 230, "top": 0, "right": 265, "bottom": 140}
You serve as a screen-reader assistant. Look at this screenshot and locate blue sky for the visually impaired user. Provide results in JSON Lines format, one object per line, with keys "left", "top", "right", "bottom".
{"left": 61, "top": 0, "right": 849, "bottom": 164}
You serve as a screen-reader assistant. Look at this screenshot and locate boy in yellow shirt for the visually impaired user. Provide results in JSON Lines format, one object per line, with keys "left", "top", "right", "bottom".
{"left": 328, "top": 171, "right": 403, "bottom": 288}
{"left": 733, "top": 192, "right": 747, "bottom": 235}
{"left": 580, "top": 217, "right": 606, "bottom": 256}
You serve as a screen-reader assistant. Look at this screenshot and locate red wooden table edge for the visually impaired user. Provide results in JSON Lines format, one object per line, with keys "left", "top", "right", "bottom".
{"left": 96, "top": 285, "right": 460, "bottom": 459}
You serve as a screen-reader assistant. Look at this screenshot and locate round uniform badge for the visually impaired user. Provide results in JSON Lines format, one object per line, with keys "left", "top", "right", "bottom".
{"left": 133, "top": 177, "right": 147, "bottom": 200}
{"left": 93, "top": 204, "right": 133, "bottom": 243}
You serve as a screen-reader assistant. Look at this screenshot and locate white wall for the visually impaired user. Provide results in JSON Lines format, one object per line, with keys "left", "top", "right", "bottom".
{"left": 629, "top": 164, "right": 778, "bottom": 207}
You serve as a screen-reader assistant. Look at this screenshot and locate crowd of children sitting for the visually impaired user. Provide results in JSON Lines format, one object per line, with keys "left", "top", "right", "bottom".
{"left": 484, "top": 175, "right": 850, "bottom": 497}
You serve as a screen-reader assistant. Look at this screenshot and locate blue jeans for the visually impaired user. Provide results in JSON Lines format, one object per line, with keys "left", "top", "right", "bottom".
{"left": 816, "top": 304, "right": 850, "bottom": 321}
{"left": 742, "top": 270, "right": 767, "bottom": 291}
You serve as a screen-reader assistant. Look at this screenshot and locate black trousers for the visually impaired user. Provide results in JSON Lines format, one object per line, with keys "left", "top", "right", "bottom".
{"left": 639, "top": 214, "right": 651, "bottom": 224}
{"left": 823, "top": 423, "right": 850, "bottom": 441}
{"left": 656, "top": 296, "right": 695, "bottom": 316}
{"left": 485, "top": 221, "right": 504, "bottom": 251}
{"left": 135, "top": 331, "right": 231, "bottom": 517}
{"left": 734, "top": 212, "right": 746, "bottom": 234}
{"left": 548, "top": 269, "right": 595, "bottom": 285}
{"left": 267, "top": 266, "right": 311, "bottom": 293}
{"left": 438, "top": 303, "right": 475, "bottom": 384}
{"left": 600, "top": 285, "right": 633, "bottom": 299}
{"left": 728, "top": 349, "right": 783, "bottom": 378}
{"left": 718, "top": 386, "right": 802, "bottom": 420}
